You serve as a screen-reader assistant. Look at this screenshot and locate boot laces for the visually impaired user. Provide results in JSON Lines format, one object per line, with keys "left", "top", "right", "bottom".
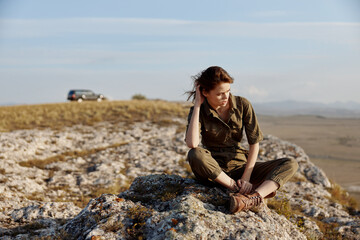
{"left": 243, "top": 193, "right": 262, "bottom": 209}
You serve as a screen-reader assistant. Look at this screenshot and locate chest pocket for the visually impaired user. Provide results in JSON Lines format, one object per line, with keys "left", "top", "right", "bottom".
{"left": 230, "top": 118, "right": 243, "bottom": 142}
{"left": 202, "top": 121, "right": 227, "bottom": 145}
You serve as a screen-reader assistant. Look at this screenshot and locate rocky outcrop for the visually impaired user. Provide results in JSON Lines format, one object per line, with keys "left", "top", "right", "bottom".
{"left": 0, "top": 120, "right": 359, "bottom": 239}
{"left": 61, "top": 174, "right": 307, "bottom": 240}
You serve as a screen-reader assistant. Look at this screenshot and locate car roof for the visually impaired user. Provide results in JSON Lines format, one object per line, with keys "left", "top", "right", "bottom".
{"left": 69, "top": 89, "right": 93, "bottom": 92}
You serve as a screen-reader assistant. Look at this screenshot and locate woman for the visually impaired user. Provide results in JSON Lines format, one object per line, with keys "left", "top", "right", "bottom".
{"left": 185, "top": 66, "right": 298, "bottom": 213}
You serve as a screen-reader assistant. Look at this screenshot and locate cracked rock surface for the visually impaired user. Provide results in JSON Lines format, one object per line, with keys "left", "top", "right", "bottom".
{"left": 0, "top": 120, "right": 359, "bottom": 239}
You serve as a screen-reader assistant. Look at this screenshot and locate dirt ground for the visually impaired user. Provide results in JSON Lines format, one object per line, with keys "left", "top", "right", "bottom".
{"left": 257, "top": 115, "right": 360, "bottom": 207}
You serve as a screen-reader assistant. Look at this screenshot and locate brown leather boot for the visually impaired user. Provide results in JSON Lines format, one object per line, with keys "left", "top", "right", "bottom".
{"left": 229, "top": 192, "right": 263, "bottom": 214}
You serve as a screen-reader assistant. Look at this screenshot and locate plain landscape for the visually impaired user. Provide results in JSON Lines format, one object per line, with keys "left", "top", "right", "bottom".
{"left": 0, "top": 100, "right": 359, "bottom": 239}
{"left": 258, "top": 114, "right": 360, "bottom": 206}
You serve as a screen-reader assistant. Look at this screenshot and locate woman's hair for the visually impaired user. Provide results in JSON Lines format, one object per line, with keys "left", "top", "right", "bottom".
{"left": 186, "top": 66, "right": 234, "bottom": 101}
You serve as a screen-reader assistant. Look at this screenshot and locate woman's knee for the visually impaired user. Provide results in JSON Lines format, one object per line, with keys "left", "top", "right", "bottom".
{"left": 283, "top": 157, "right": 299, "bottom": 173}
{"left": 187, "top": 147, "right": 211, "bottom": 167}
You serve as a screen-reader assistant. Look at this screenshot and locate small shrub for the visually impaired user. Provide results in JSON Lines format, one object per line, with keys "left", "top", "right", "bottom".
{"left": 131, "top": 94, "right": 147, "bottom": 100}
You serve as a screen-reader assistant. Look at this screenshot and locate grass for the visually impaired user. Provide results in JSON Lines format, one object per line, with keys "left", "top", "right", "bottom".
{"left": 275, "top": 177, "right": 355, "bottom": 240}
{"left": 26, "top": 179, "right": 131, "bottom": 208}
{"left": 328, "top": 181, "right": 358, "bottom": 213}
{"left": 19, "top": 142, "right": 129, "bottom": 170}
{"left": 267, "top": 195, "right": 344, "bottom": 239}
{"left": 78, "top": 181, "right": 131, "bottom": 208}
{"left": 267, "top": 196, "right": 294, "bottom": 220}
{"left": 0, "top": 100, "right": 190, "bottom": 132}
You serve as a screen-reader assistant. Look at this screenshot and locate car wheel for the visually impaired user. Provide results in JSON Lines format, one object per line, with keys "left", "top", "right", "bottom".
{"left": 77, "top": 98, "right": 83, "bottom": 102}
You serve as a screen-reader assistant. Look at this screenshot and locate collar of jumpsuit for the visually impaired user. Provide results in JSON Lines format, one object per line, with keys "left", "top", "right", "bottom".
{"left": 203, "top": 93, "right": 237, "bottom": 125}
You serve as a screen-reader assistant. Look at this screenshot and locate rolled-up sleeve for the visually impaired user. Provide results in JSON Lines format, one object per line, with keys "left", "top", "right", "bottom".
{"left": 241, "top": 98, "right": 263, "bottom": 145}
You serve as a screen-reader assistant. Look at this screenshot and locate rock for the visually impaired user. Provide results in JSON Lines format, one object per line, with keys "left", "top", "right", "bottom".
{"left": 61, "top": 174, "right": 307, "bottom": 240}
{"left": 10, "top": 202, "right": 80, "bottom": 223}
{"left": 303, "top": 163, "right": 332, "bottom": 188}
{"left": 0, "top": 119, "right": 359, "bottom": 239}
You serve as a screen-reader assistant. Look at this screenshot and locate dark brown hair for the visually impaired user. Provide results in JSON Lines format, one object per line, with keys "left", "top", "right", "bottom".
{"left": 186, "top": 66, "right": 234, "bottom": 101}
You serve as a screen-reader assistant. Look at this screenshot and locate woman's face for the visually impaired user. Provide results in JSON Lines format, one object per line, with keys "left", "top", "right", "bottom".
{"left": 203, "top": 82, "right": 231, "bottom": 109}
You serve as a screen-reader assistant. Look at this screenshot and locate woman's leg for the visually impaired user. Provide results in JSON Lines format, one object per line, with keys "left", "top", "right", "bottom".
{"left": 187, "top": 147, "right": 238, "bottom": 191}
{"left": 229, "top": 158, "right": 298, "bottom": 213}
{"left": 228, "top": 157, "right": 298, "bottom": 197}
{"left": 255, "top": 180, "right": 279, "bottom": 198}
{"left": 250, "top": 157, "right": 299, "bottom": 197}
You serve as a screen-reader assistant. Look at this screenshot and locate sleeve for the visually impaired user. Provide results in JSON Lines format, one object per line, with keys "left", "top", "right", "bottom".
{"left": 241, "top": 98, "right": 263, "bottom": 145}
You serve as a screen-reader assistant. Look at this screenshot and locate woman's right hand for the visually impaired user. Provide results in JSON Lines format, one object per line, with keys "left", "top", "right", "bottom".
{"left": 237, "top": 179, "right": 253, "bottom": 195}
{"left": 194, "top": 84, "right": 205, "bottom": 107}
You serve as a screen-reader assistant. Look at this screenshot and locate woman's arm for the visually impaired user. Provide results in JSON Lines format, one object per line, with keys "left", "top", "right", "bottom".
{"left": 185, "top": 105, "right": 201, "bottom": 148}
{"left": 185, "top": 85, "right": 204, "bottom": 148}
{"left": 237, "top": 142, "right": 259, "bottom": 194}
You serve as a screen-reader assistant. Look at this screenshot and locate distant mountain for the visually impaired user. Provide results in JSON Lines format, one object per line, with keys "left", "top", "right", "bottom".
{"left": 253, "top": 100, "right": 360, "bottom": 118}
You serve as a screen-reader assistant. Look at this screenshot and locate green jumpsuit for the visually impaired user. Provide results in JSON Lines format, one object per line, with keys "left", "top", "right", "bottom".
{"left": 186, "top": 94, "right": 298, "bottom": 189}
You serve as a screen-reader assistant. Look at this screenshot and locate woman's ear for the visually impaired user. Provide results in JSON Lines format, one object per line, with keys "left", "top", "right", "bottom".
{"left": 202, "top": 89, "right": 208, "bottom": 97}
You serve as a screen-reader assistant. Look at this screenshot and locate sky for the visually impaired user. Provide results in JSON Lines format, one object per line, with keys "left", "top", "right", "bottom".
{"left": 0, "top": 0, "right": 359, "bottom": 105}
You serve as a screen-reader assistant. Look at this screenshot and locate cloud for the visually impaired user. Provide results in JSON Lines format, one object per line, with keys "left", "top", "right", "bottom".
{"left": 0, "top": 47, "right": 227, "bottom": 69}
{"left": 250, "top": 10, "right": 293, "bottom": 18}
{"left": 1, "top": 18, "right": 359, "bottom": 47}
{"left": 1, "top": 17, "right": 360, "bottom": 104}
{"left": 246, "top": 86, "right": 268, "bottom": 99}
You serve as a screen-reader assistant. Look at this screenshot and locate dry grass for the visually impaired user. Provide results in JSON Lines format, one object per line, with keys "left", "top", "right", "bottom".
{"left": 26, "top": 179, "right": 131, "bottom": 208}
{"left": 266, "top": 196, "right": 344, "bottom": 239}
{"left": 19, "top": 142, "right": 129, "bottom": 170}
{"left": 328, "top": 181, "right": 358, "bottom": 212}
{"left": 0, "top": 100, "right": 190, "bottom": 132}
{"left": 267, "top": 196, "right": 295, "bottom": 220}
{"left": 77, "top": 181, "right": 131, "bottom": 208}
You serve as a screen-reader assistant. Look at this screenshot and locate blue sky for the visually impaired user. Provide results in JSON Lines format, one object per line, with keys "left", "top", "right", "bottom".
{"left": 0, "top": 0, "right": 359, "bottom": 105}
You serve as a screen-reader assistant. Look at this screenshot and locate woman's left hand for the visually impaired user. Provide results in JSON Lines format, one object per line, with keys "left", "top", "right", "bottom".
{"left": 237, "top": 179, "right": 253, "bottom": 194}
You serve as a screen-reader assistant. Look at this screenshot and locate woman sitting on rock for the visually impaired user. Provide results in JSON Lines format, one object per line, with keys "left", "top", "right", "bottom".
{"left": 185, "top": 66, "right": 298, "bottom": 213}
